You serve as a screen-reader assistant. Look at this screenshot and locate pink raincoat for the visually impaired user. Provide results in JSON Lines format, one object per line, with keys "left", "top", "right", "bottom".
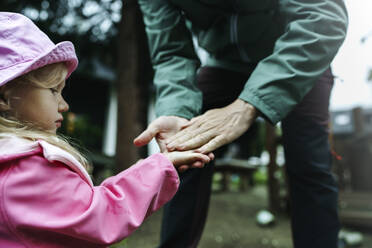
{"left": 0, "top": 137, "right": 179, "bottom": 247}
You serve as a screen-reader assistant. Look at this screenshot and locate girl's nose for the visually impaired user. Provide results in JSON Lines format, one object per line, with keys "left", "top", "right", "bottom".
{"left": 59, "top": 96, "right": 69, "bottom": 113}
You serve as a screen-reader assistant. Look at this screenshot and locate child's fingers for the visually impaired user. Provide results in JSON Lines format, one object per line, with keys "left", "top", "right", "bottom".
{"left": 177, "top": 161, "right": 204, "bottom": 172}
{"left": 190, "top": 161, "right": 204, "bottom": 168}
{"left": 166, "top": 150, "right": 212, "bottom": 168}
{"left": 191, "top": 153, "right": 210, "bottom": 164}
{"left": 178, "top": 165, "right": 190, "bottom": 172}
{"left": 189, "top": 154, "right": 213, "bottom": 168}
{"left": 207, "top": 152, "right": 215, "bottom": 160}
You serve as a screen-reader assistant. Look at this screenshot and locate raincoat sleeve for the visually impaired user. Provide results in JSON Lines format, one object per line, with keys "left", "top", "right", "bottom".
{"left": 239, "top": 0, "right": 348, "bottom": 123}
{"left": 138, "top": 0, "right": 202, "bottom": 120}
{"left": 2, "top": 153, "right": 179, "bottom": 245}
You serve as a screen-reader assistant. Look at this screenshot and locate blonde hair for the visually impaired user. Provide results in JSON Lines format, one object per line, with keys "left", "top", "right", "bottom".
{"left": 0, "top": 63, "right": 90, "bottom": 169}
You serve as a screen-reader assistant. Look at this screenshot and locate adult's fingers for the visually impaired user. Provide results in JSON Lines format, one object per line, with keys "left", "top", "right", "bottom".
{"left": 166, "top": 115, "right": 203, "bottom": 142}
{"left": 166, "top": 127, "right": 200, "bottom": 150}
{"left": 175, "top": 130, "right": 218, "bottom": 151}
{"left": 166, "top": 120, "right": 213, "bottom": 151}
{"left": 196, "top": 135, "right": 227, "bottom": 154}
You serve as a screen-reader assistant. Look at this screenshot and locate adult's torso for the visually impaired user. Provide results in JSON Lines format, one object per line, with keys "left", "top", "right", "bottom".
{"left": 169, "top": 0, "right": 283, "bottom": 64}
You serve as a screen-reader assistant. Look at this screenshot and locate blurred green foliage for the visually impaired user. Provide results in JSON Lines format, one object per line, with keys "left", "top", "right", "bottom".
{"left": 1, "top": 0, "right": 121, "bottom": 76}
{"left": 253, "top": 168, "right": 268, "bottom": 185}
{"left": 110, "top": 238, "right": 128, "bottom": 247}
{"left": 59, "top": 112, "right": 103, "bottom": 150}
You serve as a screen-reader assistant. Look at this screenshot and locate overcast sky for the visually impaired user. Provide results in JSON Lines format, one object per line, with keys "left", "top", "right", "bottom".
{"left": 331, "top": 0, "right": 372, "bottom": 110}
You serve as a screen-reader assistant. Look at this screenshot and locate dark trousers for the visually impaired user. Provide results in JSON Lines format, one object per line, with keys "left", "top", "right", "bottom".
{"left": 158, "top": 66, "right": 339, "bottom": 248}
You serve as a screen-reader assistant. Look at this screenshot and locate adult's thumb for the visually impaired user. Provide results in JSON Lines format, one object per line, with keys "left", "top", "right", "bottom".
{"left": 133, "top": 128, "right": 156, "bottom": 147}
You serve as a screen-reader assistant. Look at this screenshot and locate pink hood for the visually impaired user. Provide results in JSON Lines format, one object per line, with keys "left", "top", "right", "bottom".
{"left": 0, "top": 136, "right": 179, "bottom": 247}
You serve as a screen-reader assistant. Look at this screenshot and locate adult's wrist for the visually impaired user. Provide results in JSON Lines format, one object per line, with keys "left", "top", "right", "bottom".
{"left": 234, "top": 99, "right": 258, "bottom": 119}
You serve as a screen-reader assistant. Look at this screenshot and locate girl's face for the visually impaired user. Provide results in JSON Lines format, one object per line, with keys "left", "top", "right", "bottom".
{"left": 7, "top": 81, "right": 69, "bottom": 133}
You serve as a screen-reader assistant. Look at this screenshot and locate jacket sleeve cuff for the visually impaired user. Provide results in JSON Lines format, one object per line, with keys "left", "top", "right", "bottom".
{"left": 239, "top": 88, "right": 282, "bottom": 124}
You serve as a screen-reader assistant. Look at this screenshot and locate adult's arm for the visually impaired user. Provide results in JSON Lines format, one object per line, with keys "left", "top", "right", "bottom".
{"left": 138, "top": 0, "right": 202, "bottom": 120}
{"left": 239, "top": 0, "right": 348, "bottom": 124}
{"left": 137, "top": 0, "right": 214, "bottom": 166}
{"left": 166, "top": 0, "right": 348, "bottom": 153}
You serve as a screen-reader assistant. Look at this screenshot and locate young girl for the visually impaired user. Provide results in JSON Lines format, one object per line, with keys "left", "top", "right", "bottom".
{"left": 0, "top": 12, "right": 211, "bottom": 247}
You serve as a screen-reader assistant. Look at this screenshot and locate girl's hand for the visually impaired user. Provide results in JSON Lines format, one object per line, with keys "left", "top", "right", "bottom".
{"left": 134, "top": 115, "right": 213, "bottom": 171}
{"left": 164, "top": 150, "right": 214, "bottom": 172}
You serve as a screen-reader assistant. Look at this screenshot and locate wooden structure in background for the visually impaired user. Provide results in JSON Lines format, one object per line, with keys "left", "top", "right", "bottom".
{"left": 214, "top": 158, "right": 260, "bottom": 191}
{"left": 332, "top": 107, "right": 372, "bottom": 228}
{"left": 214, "top": 122, "right": 285, "bottom": 213}
{"left": 116, "top": 0, "right": 151, "bottom": 171}
{"left": 339, "top": 191, "right": 372, "bottom": 228}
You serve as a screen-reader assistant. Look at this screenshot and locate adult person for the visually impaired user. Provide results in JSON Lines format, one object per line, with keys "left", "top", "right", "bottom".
{"left": 134, "top": 1, "right": 348, "bottom": 248}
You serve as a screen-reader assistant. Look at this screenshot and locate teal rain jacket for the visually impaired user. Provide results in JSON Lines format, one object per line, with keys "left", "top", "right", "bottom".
{"left": 139, "top": 0, "right": 348, "bottom": 124}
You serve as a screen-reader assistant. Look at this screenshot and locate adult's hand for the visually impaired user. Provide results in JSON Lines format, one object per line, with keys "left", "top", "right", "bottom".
{"left": 166, "top": 99, "right": 258, "bottom": 154}
{"left": 134, "top": 116, "right": 214, "bottom": 172}
{"left": 134, "top": 115, "right": 188, "bottom": 152}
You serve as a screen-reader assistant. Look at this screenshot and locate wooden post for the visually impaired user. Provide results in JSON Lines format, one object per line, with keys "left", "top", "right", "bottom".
{"left": 115, "top": 1, "right": 150, "bottom": 171}
{"left": 352, "top": 107, "right": 364, "bottom": 134}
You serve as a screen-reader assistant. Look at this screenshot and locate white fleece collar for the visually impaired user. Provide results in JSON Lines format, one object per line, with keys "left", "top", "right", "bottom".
{"left": 0, "top": 136, "right": 93, "bottom": 186}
